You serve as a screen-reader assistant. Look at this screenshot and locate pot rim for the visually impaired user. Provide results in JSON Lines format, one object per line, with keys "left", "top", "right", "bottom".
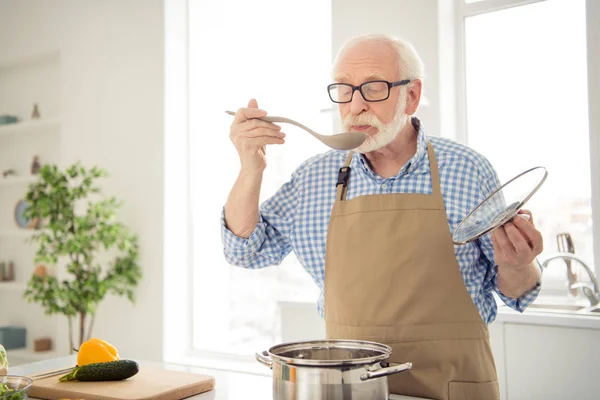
{"left": 265, "top": 339, "right": 392, "bottom": 367}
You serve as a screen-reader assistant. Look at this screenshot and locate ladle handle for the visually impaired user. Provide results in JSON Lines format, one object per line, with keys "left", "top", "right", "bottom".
{"left": 225, "top": 110, "right": 318, "bottom": 137}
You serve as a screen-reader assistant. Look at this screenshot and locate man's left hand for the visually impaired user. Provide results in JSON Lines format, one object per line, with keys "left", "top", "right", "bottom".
{"left": 491, "top": 209, "right": 544, "bottom": 271}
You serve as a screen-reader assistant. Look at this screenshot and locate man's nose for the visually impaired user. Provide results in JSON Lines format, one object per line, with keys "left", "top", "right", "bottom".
{"left": 350, "top": 89, "right": 368, "bottom": 115}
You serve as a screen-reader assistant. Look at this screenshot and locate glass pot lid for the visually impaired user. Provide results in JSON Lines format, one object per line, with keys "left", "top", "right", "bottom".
{"left": 267, "top": 339, "right": 392, "bottom": 367}
{"left": 452, "top": 166, "right": 548, "bottom": 245}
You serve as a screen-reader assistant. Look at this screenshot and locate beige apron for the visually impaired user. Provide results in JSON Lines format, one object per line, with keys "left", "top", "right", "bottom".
{"left": 324, "top": 143, "right": 500, "bottom": 400}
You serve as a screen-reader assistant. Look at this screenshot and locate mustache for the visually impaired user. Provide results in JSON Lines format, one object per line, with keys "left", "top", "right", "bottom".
{"left": 342, "top": 113, "right": 384, "bottom": 131}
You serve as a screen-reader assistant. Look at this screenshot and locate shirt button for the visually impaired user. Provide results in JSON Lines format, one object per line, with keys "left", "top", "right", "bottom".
{"left": 381, "top": 183, "right": 388, "bottom": 190}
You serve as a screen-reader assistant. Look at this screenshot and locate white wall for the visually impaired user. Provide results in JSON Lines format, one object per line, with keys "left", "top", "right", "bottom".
{"left": 0, "top": 0, "right": 165, "bottom": 361}
{"left": 331, "top": 0, "right": 442, "bottom": 136}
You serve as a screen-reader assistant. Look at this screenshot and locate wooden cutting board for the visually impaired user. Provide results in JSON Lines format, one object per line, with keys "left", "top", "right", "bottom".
{"left": 28, "top": 366, "right": 215, "bottom": 400}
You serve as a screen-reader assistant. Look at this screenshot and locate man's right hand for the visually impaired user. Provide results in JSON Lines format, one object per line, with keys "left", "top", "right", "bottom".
{"left": 229, "top": 99, "right": 286, "bottom": 173}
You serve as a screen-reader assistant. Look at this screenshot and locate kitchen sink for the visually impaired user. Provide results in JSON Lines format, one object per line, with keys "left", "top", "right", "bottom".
{"left": 527, "top": 303, "right": 585, "bottom": 312}
{"left": 496, "top": 294, "right": 600, "bottom": 316}
{"left": 521, "top": 302, "right": 600, "bottom": 316}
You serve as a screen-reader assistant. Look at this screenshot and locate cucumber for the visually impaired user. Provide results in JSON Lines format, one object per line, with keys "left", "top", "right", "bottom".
{"left": 59, "top": 360, "right": 139, "bottom": 382}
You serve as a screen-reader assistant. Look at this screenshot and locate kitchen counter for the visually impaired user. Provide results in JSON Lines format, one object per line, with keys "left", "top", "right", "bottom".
{"left": 496, "top": 305, "right": 600, "bottom": 328}
{"left": 9, "top": 356, "right": 429, "bottom": 400}
{"left": 495, "top": 295, "right": 600, "bottom": 330}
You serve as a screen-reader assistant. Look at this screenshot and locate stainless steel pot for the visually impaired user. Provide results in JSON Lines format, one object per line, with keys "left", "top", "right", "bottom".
{"left": 256, "top": 339, "right": 412, "bottom": 400}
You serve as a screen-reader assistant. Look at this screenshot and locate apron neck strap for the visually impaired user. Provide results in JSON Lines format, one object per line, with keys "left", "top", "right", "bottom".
{"left": 335, "top": 144, "right": 443, "bottom": 204}
{"left": 336, "top": 152, "right": 354, "bottom": 201}
{"left": 426, "top": 142, "right": 442, "bottom": 200}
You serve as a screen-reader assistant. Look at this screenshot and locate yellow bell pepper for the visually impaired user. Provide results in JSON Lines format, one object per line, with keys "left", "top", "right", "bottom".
{"left": 90, "top": 338, "right": 119, "bottom": 357}
{"left": 77, "top": 338, "right": 120, "bottom": 366}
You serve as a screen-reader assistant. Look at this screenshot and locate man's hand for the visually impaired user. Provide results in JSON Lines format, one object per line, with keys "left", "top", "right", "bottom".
{"left": 492, "top": 210, "right": 543, "bottom": 298}
{"left": 230, "top": 99, "right": 286, "bottom": 174}
{"left": 492, "top": 210, "right": 543, "bottom": 270}
{"left": 224, "top": 99, "right": 285, "bottom": 238}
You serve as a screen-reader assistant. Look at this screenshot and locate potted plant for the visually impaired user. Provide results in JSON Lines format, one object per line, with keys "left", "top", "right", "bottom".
{"left": 22, "top": 162, "right": 142, "bottom": 352}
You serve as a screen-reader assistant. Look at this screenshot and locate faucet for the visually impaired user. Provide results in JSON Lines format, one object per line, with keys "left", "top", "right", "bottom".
{"left": 541, "top": 252, "right": 600, "bottom": 307}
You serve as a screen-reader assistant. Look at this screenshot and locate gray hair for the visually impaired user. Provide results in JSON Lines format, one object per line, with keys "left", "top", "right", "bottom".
{"left": 333, "top": 34, "right": 425, "bottom": 82}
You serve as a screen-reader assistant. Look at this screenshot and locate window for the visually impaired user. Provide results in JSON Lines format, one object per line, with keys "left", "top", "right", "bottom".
{"left": 460, "top": 0, "right": 594, "bottom": 290}
{"left": 188, "top": 0, "right": 330, "bottom": 357}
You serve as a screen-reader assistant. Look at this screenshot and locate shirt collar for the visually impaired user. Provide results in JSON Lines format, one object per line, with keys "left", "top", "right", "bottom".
{"left": 355, "top": 116, "right": 428, "bottom": 179}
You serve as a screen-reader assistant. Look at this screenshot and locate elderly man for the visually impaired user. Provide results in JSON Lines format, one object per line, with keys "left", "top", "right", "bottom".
{"left": 221, "top": 34, "right": 543, "bottom": 400}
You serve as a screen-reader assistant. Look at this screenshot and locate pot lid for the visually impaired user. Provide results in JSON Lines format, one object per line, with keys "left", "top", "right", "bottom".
{"left": 452, "top": 166, "right": 548, "bottom": 245}
{"left": 267, "top": 339, "right": 392, "bottom": 367}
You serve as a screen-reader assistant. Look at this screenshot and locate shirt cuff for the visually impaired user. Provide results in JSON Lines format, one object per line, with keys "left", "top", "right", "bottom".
{"left": 220, "top": 207, "right": 267, "bottom": 254}
{"left": 493, "top": 259, "right": 543, "bottom": 312}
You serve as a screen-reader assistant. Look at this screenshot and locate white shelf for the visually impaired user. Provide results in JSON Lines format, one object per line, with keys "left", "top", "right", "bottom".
{"left": 0, "top": 176, "right": 37, "bottom": 187}
{"left": 0, "top": 229, "right": 37, "bottom": 238}
{"left": 0, "top": 50, "right": 60, "bottom": 72}
{"left": 6, "top": 348, "right": 59, "bottom": 363}
{"left": 0, "top": 281, "right": 27, "bottom": 291}
{"left": 0, "top": 118, "right": 60, "bottom": 137}
{"left": 0, "top": 50, "right": 62, "bottom": 370}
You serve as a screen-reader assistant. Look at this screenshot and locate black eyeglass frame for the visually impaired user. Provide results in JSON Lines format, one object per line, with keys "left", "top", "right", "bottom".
{"left": 327, "top": 79, "right": 411, "bottom": 103}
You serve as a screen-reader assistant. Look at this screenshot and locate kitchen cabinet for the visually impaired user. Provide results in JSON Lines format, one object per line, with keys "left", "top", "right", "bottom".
{"left": 489, "top": 314, "right": 600, "bottom": 400}
{"left": 487, "top": 322, "right": 507, "bottom": 400}
{"left": 504, "top": 323, "right": 599, "bottom": 400}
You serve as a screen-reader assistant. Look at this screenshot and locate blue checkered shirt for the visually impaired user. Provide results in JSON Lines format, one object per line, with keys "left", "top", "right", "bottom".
{"left": 220, "top": 119, "right": 542, "bottom": 323}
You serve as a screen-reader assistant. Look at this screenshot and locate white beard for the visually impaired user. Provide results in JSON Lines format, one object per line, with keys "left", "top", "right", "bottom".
{"left": 342, "top": 98, "right": 409, "bottom": 153}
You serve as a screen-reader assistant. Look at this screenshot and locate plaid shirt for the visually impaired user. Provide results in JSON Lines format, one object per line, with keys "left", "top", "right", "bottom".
{"left": 220, "top": 118, "right": 541, "bottom": 323}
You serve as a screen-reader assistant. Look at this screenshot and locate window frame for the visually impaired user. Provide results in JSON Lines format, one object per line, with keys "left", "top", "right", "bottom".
{"left": 454, "top": 0, "right": 600, "bottom": 276}
{"left": 164, "top": 0, "right": 330, "bottom": 374}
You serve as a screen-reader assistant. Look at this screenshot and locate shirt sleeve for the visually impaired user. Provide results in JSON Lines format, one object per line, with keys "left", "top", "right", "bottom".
{"left": 477, "top": 171, "right": 543, "bottom": 312}
{"left": 220, "top": 170, "right": 301, "bottom": 269}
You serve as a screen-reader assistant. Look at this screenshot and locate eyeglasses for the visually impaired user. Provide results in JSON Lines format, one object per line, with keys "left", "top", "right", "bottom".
{"left": 327, "top": 79, "right": 411, "bottom": 104}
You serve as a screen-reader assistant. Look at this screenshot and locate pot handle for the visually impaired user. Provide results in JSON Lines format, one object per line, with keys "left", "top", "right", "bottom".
{"left": 360, "top": 362, "right": 412, "bottom": 381}
{"left": 255, "top": 351, "right": 273, "bottom": 369}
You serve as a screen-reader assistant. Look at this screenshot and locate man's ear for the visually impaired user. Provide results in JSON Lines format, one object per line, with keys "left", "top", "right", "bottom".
{"left": 405, "top": 80, "right": 422, "bottom": 115}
